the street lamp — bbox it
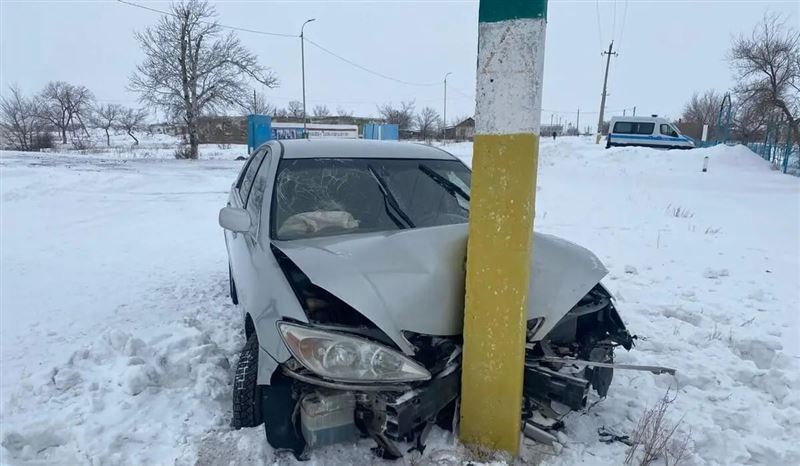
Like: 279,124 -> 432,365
443,72 -> 452,141
300,18 -> 316,138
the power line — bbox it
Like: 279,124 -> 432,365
117,0 -> 296,38
449,85 -> 474,99
617,0 -> 629,51
594,0 -> 604,46
611,0 -> 617,43
117,0 -> 442,88
542,107 -> 634,115
303,37 -> 439,87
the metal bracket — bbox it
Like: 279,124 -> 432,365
530,357 -> 676,375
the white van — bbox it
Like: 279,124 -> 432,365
606,116 -> 695,150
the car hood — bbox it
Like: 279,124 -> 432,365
273,224 -> 607,355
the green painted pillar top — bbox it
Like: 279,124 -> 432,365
478,0 -> 547,23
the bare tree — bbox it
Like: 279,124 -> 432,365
730,13 -> 800,144
90,103 -> 124,146
129,0 -> 278,159
336,106 -> 353,118
38,81 -> 94,144
415,106 -> 441,141
240,90 -> 275,116
118,107 -> 149,145
378,100 -> 415,129
312,104 -> 331,118
0,85 -> 46,151
286,100 -> 304,119
681,90 -> 724,125
273,107 -> 289,118
731,97 -> 768,142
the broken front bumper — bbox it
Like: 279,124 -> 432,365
282,362 -> 460,458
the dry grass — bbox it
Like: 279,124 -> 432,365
666,204 -> 695,218
624,389 -> 692,466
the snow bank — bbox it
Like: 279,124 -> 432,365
1,139 -> 798,465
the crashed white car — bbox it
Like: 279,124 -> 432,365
219,139 -> 636,459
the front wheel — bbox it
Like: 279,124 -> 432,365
232,334 -> 262,429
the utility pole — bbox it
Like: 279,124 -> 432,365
443,72 -> 452,140
595,41 -> 617,144
461,0 -> 547,456
633,106 -> 636,116
576,109 -> 580,136
300,18 -> 316,138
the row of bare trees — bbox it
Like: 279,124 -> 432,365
377,101 -> 448,140
238,94 -> 354,121
0,82 -> 148,151
681,14 -> 799,144
3,0 -> 276,156
243,95 -> 447,140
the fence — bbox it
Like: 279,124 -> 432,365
744,115 -> 799,176
689,94 -> 799,176
746,141 -> 799,176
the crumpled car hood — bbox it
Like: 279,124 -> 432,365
273,224 -> 607,354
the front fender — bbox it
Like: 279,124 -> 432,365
528,233 -> 608,341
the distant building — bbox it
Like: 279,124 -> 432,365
451,117 -> 475,141
196,116 -> 247,144
363,123 -> 399,140
148,122 -> 184,136
271,122 -> 358,140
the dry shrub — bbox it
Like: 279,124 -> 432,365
174,144 -> 193,159
624,388 -> 692,466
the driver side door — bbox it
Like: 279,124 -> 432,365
227,146 -> 271,307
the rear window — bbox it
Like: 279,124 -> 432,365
271,158 -> 471,240
613,122 -> 654,135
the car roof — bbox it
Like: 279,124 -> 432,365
274,139 -> 457,160
610,116 -> 668,122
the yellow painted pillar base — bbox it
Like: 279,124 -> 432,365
460,133 -> 539,454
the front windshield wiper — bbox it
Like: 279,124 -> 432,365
418,164 -> 470,202
367,165 -> 415,229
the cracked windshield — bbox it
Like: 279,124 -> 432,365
273,158 -> 471,239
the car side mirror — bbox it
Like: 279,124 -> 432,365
219,207 -> 252,232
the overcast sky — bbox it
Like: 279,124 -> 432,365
2,0 -> 798,129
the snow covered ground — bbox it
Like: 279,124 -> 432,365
1,138 -> 798,465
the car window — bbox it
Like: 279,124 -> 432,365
613,122 -> 633,134
613,122 -> 654,134
240,147 -> 268,206
236,150 -> 258,190
272,158 -> 471,240
660,124 -> 678,137
246,151 -> 271,233
636,123 -> 655,134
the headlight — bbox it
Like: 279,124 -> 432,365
277,322 -> 431,383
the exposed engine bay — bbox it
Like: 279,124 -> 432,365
264,250 -> 638,459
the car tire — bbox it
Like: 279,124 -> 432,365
229,265 -> 239,305
232,334 -> 262,429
